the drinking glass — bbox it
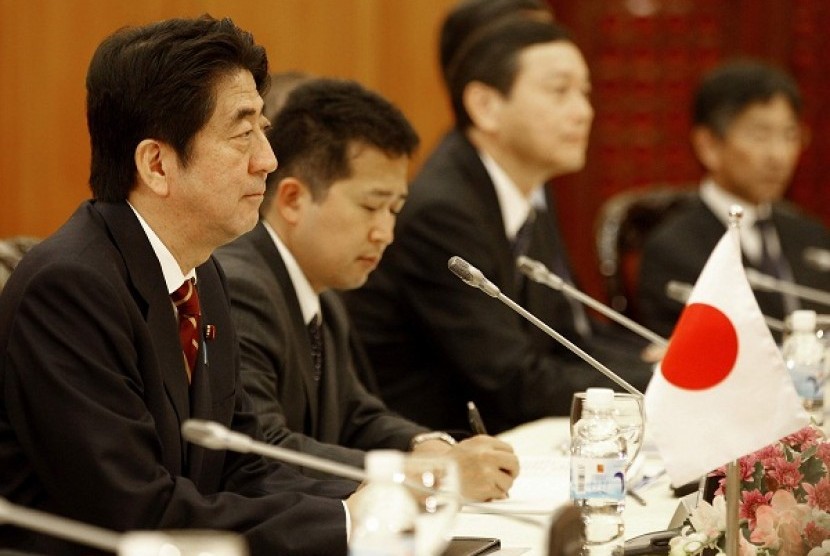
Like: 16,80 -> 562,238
570,392 -> 645,471
404,454 -> 461,556
119,531 -> 247,556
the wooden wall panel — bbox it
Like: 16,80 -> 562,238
0,0 -> 456,237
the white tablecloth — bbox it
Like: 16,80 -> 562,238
450,417 -> 680,556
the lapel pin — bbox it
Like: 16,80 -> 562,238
204,324 -> 216,341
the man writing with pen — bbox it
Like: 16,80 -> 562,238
214,78 -> 518,502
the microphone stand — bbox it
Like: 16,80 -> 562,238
0,497 -> 121,552
666,280 -> 786,333
517,256 -> 668,347
745,268 -> 830,308
182,420 -> 367,482
181,420 -> 546,527
447,256 -> 643,398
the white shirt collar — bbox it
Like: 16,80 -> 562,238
479,152 -> 536,239
700,179 -> 774,262
699,179 -> 772,228
262,221 -> 321,325
128,202 -> 194,294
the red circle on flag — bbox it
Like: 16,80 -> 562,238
662,303 -> 739,390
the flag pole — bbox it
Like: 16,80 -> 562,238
725,461 -> 740,555
725,204 -> 745,556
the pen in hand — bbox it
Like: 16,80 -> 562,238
467,401 -> 488,435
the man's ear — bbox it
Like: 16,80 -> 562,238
463,81 -> 504,133
134,139 -> 170,197
690,126 -> 722,173
274,177 -> 313,225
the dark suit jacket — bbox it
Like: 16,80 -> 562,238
214,223 -> 428,475
638,196 -> 830,339
342,131 -> 653,434
0,202 -> 354,556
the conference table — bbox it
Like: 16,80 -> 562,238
449,417 -> 682,556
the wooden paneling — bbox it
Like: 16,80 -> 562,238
0,0 -> 456,237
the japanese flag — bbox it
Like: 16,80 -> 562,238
645,229 -> 809,487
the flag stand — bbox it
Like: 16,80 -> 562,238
724,205 -> 743,556
725,460 -> 740,555
720,204 -> 809,554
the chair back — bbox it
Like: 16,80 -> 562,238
595,185 -> 696,320
0,236 -> 40,291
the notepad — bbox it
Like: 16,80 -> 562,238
465,455 -> 571,515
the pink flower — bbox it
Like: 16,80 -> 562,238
804,522 -> 830,551
817,443 -> 830,470
755,444 -> 785,469
782,426 -> 824,451
804,478 -> 830,512
740,489 -> 772,528
767,456 -> 804,492
750,490 -> 808,555
749,490 -> 810,556
671,428 -> 830,555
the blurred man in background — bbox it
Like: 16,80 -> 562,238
343,0 -> 654,435
638,60 -> 830,338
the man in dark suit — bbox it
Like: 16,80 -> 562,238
342,0 -> 654,435
0,16 -> 360,555
638,60 -> 830,339
215,78 -> 519,502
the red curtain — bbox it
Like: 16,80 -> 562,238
549,0 -> 830,300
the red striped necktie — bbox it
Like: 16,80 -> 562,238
171,278 -> 201,383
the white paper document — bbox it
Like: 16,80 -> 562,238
465,454 -> 571,515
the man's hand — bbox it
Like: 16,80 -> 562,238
442,436 -> 519,501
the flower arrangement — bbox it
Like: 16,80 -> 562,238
669,425 -> 830,556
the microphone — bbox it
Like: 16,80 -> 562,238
744,268 -> 830,308
516,255 -> 668,347
665,279 -> 785,333
0,496 -> 121,552
182,420 -> 545,526
665,281 -> 693,307
447,256 -> 643,397
804,247 -> 830,272
182,420 -> 367,482
447,256 -> 500,297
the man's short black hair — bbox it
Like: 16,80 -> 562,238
692,59 -> 802,137
263,78 -> 419,210
87,15 -> 269,201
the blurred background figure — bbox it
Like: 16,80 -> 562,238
343,0 -> 654,436
638,59 -> 830,339
262,70 -> 312,122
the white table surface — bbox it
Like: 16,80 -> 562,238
449,417 -> 680,556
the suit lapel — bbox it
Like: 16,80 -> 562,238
316,313 -> 337,440
249,223 -> 321,428
94,202 -> 192,449
447,132 -> 516,292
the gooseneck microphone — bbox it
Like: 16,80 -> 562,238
447,256 -> 643,397
0,497 -> 121,552
516,255 -> 667,347
804,247 -> 830,272
182,420 -> 367,482
182,420 -> 545,526
448,256 -> 501,297
744,268 -> 830,308
665,279 -> 785,332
